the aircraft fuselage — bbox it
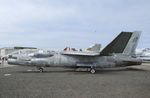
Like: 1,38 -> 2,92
8,52 -> 142,69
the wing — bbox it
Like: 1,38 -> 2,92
61,51 -> 100,56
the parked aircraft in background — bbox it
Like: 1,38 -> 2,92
7,49 -> 54,62
8,31 -> 142,74
136,48 -> 150,62
85,43 -> 101,52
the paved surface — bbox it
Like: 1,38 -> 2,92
0,62 -> 16,68
0,63 -> 150,98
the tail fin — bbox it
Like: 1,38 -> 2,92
100,31 -> 141,56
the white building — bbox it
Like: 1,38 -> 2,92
0,47 -> 37,59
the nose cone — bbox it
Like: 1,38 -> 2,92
7,58 -> 32,66
7,58 -> 17,65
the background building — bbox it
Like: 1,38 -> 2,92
0,47 -> 37,60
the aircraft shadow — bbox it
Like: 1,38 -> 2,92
95,67 -> 146,74
12,67 -> 146,74
15,70 -> 74,74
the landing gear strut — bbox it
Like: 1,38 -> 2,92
90,64 -> 96,74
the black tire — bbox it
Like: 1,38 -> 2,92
39,68 -> 44,73
90,69 -> 96,74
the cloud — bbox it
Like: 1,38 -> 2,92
0,0 -> 77,33
0,0 -> 150,49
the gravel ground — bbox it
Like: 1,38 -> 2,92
0,63 -> 150,98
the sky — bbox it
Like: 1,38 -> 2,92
0,0 -> 150,50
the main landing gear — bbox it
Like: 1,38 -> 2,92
37,67 -> 44,72
90,65 -> 96,74
90,68 -> 96,74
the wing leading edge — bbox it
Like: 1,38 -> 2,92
61,51 -> 100,56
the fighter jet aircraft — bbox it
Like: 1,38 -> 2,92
8,31 -> 142,73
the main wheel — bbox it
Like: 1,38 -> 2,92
39,67 -> 44,73
90,69 -> 96,74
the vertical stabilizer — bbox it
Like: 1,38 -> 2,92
100,31 -> 141,56
123,31 -> 141,55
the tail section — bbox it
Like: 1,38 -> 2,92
100,31 -> 141,56
123,31 -> 141,55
